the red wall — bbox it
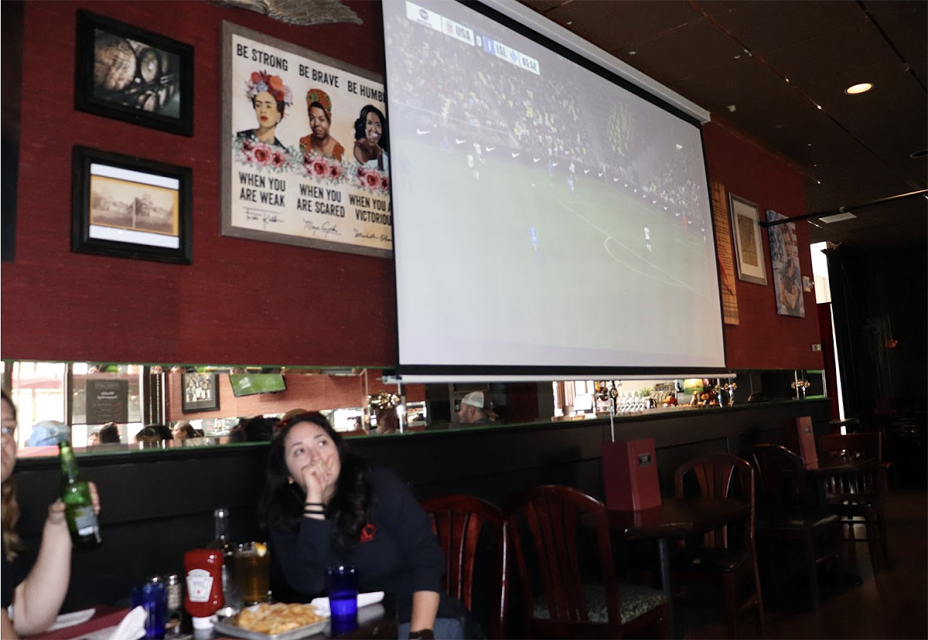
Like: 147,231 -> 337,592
165,370 -> 424,421
2,1 -> 393,367
702,122 -> 823,370
1,2 -> 821,372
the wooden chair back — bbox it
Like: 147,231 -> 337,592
674,452 -> 755,549
819,432 -> 882,461
421,495 -> 508,639
749,444 -> 815,527
506,485 -> 621,638
818,433 -> 886,498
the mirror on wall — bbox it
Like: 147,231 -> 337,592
3,360 -> 820,458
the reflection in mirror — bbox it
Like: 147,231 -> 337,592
1,360 -> 809,459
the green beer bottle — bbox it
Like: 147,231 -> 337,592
58,440 -> 102,548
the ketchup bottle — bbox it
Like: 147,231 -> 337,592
184,549 -> 225,631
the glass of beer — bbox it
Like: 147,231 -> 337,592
235,542 -> 270,605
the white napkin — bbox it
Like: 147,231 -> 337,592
49,608 -> 96,631
107,606 -> 147,640
310,591 -> 385,616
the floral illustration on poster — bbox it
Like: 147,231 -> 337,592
766,209 -> 805,318
221,23 -> 392,257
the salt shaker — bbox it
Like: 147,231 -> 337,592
165,574 -> 183,633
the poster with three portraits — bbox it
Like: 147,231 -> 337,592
221,23 -> 392,257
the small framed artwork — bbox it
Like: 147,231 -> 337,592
728,193 -> 767,285
72,146 -> 192,264
75,10 -> 194,136
766,209 -> 805,318
182,373 -> 220,413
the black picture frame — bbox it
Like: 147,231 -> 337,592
182,373 -> 220,413
72,146 -> 193,264
75,10 -> 194,136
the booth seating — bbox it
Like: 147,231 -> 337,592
749,444 -> 844,611
671,453 -> 765,638
506,485 -> 669,639
421,495 -> 509,639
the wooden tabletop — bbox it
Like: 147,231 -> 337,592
607,497 -> 750,540
41,601 -> 396,640
803,455 -> 877,476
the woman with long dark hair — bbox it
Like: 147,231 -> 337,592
352,105 -> 389,174
263,412 -> 464,640
1,390 -> 101,638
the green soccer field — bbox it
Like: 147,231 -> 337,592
393,134 -> 722,356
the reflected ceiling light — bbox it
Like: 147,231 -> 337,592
819,211 -> 857,224
845,82 -> 873,95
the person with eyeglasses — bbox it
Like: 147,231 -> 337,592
1,390 -> 101,638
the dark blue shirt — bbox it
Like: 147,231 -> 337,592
269,467 -> 451,622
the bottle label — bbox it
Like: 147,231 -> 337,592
72,505 -> 98,536
187,568 -> 214,603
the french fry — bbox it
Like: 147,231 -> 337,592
236,602 -> 326,635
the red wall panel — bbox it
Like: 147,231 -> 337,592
2,1 -> 394,367
703,122 -> 824,370
165,370 -> 423,421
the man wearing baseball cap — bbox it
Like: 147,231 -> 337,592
457,391 -> 494,425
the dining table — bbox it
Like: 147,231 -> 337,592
608,496 -> 751,638
36,597 -> 398,640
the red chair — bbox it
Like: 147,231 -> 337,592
672,453 -> 765,638
506,485 -> 668,639
421,495 -> 509,639
819,433 -> 890,574
750,444 -> 844,611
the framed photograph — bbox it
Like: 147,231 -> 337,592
766,209 -> 805,317
220,22 -> 391,258
182,373 -> 220,413
728,193 -> 767,285
72,146 -> 192,264
75,10 -> 194,136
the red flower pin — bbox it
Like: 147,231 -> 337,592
360,523 -> 376,543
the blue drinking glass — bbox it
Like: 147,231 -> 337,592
325,565 -> 359,623
130,579 -> 167,640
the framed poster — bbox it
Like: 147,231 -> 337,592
220,22 -> 392,258
85,379 -> 129,424
72,146 -> 192,264
766,209 -> 805,317
75,10 -> 194,136
710,181 -> 739,324
182,373 -> 220,413
728,193 -> 767,285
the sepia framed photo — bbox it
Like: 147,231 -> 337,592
728,192 -> 767,285
181,373 -> 220,413
75,10 -> 194,136
72,146 -> 192,264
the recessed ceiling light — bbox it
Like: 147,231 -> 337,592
911,148 -> 928,158
845,82 -> 873,95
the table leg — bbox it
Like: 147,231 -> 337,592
657,537 -> 678,638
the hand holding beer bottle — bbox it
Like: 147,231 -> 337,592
58,440 -> 102,548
